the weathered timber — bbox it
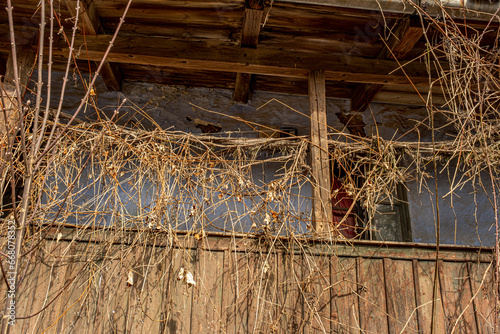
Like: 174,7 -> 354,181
233,6 -> 263,103
350,17 -> 424,113
28,34 -> 439,86
384,258 -> 419,333
40,225 -> 495,263
309,70 -> 333,233
63,0 -> 122,90
358,257 -> 389,332
0,229 -> 496,333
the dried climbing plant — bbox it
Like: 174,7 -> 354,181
0,1 -> 499,333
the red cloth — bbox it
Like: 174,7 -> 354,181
331,176 -> 356,238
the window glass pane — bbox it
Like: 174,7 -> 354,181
371,204 -> 403,241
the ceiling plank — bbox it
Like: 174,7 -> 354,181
233,4 -> 264,103
41,34 -> 437,86
350,18 -> 424,113
63,0 -> 122,91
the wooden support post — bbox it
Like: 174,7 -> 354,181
309,70 -> 333,234
63,0 -> 122,91
233,3 -> 264,103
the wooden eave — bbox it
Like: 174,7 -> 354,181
0,0 -> 498,106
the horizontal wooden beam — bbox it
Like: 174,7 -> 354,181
39,225 -> 494,262
33,34 -> 438,86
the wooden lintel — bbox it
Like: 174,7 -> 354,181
233,6 -> 264,103
350,17 -> 424,113
63,0 -> 122,91
309,70 -> 333,234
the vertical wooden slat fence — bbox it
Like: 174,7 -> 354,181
0,227 -> 496,333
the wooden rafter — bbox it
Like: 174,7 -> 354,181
41,33 -> 437,86
63,0 -> 122,91
350,18 -> 424,113
233,1 -> 264,103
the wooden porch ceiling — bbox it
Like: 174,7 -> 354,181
0,0 -> 496,107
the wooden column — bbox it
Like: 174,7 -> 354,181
309,70 -> 332,234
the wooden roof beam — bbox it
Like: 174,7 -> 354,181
233,1 -> 264,103
63,0 -> 122,91
40,34 -> 438,86
350,18 -> 424,113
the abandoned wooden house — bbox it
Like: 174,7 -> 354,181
0,0 -> 499,333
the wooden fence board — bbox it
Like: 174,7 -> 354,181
277,251 -> 303,333
234,252 -> 251,334
0,232 -> 496,334
331,256 -> 359,333
469,262 -> 496,334
24,240 -> 68,333
358,257 -> 389,333
165,248 -> 196,334
221,250 -> 237,333
414,261 -> 446,334
55,241 -> 91,333
384,258 -> 419,333
140,245 -> 173,334
246,252 -> 279,334
439,261 -> 477,334
303,254 -> 331,333
190,249 -> 224,333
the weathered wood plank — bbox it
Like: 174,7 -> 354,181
240,7 -> 263,48
190,248 -> 224,333
358,257 -> 389,333
302,254 -> 331,333
350,17 -> 423,113
277,251 -> 303,333
140,245 -> 173,334
166,248 -> 196,334
233,6 -> 263,103
41,34 -> 437,86
384,258 -> 419,333
19,240 -> 67,333
309,70 -> 333,233
62,0 -> 121,91
414,261 -> 446,334
255,252 -> 279,334
439,261 -> 478,334
42,226 -> 495,262
53,241 -> 91,333
331,256 -> 360,333
469,262 -> 496,334
221,250 -> 238,333
233,72 -> 253,103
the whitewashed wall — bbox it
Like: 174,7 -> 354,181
33,73 -> 495,246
